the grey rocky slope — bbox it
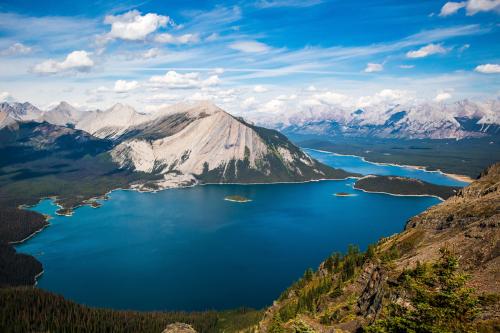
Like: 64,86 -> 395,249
0,101 -> 354,190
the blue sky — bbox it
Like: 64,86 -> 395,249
0,0 -> 498,113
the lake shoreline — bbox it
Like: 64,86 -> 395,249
305,148 -> 474,184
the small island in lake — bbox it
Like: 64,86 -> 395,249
224,195 -> 252,203
334,192 -> 355,197
354,175 -> 459,200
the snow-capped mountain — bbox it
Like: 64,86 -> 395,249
109,101 -> 347,189
0,102 -> 43,127
0,100 -> 351,190
255,99 -> 500,139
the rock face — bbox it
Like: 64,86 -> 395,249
162,323 -> 197,333
108,102 -> 351,189
259,163 -> 500,332
0,100 -> 353,190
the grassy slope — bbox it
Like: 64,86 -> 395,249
258,163 -> 500,332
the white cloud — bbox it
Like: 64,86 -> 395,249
458,44 -> 470,52
306,85 -> 317,91
260,99 -> 286,113
142,48 -> 161,59
114,80 -> 139,93
434,92 -> 452,102
253,85 -> 268,93
154,33 -> 200,44
474,63 -> 500,73
356,89 -> 413,108
206,33 -> 219,42
406,44 -> 448,58
229,40 -> 270,53
312,91 -> 350,107
438,0 -> 500,17
149,71 -> 220,89
439,2 -> 467,16
364,63 -> 383,73
104,10 -> 170,41
146,93 -> 178,101
255,0 -> 323,8
0,91 -> 14,102
399,64 -> 415,69
276,94 -> 297,101
242,97 -> 257,109
1,42 -> 32,56
33,50 -> 94,74
466,0 -> 500,15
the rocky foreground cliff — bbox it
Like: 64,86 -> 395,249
258,163 -> 500,332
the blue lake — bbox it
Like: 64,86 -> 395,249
16,151 -> 462,311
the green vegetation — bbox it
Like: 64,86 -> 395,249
0,287 -> 263,333
0,122 -> 161,211
354,175 -> 459,199
366,249 -> 480,333
273,245 -> 369,329
0,207 -> 47,287
224,195 -> 252,202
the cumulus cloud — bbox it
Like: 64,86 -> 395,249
154,33 -> 200,44
149,71 -> 220,89
104,10 -> 170,41
313,91 -> 349,106
439,0 -> 500,16
466,0 -> 500,15
474,63 -> 500,73
229,40 -> 270,53
439,2 -> 467,16
364,63 -> 383,73
253,85 -> 268,93
114,80 -> 139,93
260,99 -> 286,113
1,42 -> 32,56
32,50 -> 94,74
406,44 -> 448,58
242,97 -> 257,109
0,91 -> 14,102
434,92 -> 452,102
357,89 -> 413,108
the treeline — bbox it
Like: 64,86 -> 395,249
354,175 -> 459,200
0,207 -> 47,287
0,287 -> 262,333
0,207 -> 47,243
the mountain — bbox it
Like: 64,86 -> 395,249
0,102 -> 43,128
258,163 -> 500,332
0,101 -> 353,208
108,101 -> 351,190
257,99 -> 500,140
40,101 -> 86,126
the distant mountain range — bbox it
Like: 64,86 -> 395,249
0,101 -> 351,196
249,99 -> 500,140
